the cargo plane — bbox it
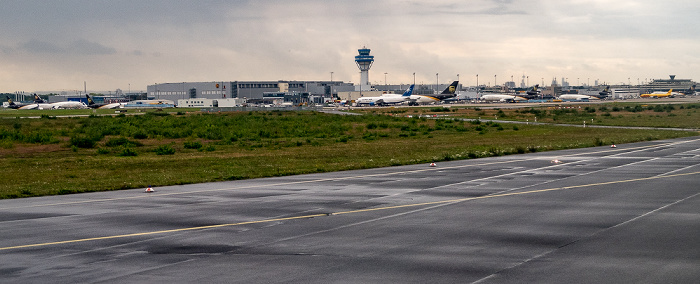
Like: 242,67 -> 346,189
86,94 -> 125,109
355,84 -> 414,106
479,85 -> 541,102
640,89 -> 678,98
559,86 -> 612,101
407,81 -> 458,105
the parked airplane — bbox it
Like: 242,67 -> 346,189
524,84 -> 541,98
355,84 -> 415,106
17,94 -> 87,109
4,97 -> 29,109
13,94 -> 54,109
86,94 -> 125,109
682,85 -> 696,96
558,94 -> 601,101
407,81 -> 459,105
480,93 -> 528,102
49,100 -> 87,109
559,86 -> 612,101
640,89 -> 677,98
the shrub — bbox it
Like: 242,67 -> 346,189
106,137 -> 143,147
184,141 -> 203,149
155,144 -> 176,155
118,147 -> 137,156
69,135 -> 98,148
132,131 -> 148,139
200,145 -> 216,152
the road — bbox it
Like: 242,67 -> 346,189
1,137 -> 699,283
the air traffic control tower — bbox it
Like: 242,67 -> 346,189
355,47 -> 374,91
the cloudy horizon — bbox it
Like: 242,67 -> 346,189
2,0 -> 699,93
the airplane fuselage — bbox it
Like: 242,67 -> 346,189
480,94 -> 528,102
558,94 -> 600,101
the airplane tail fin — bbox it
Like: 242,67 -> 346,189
86,94 -> 95,105
526,84 -> 540,96
33,94 -> 46,103
441,81 -> 459,94
402,84 -> 415,96
5,96 -> 14,105
686,85 -> 696,95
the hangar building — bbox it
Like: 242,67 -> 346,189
147,81 -> 355,103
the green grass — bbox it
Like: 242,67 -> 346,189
431,102 -> 700,129
0,108 -> 697,199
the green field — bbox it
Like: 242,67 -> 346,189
365,102 -> 700,129
1,104 -> 698,199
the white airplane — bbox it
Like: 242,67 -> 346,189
49,100 -> 88,109
559,86 -> 612,101
479,85 -> 542,102
558,94 -> 602,101
18,94 -> 86,109
15,94 -> 54,109
86,94 -> 125,109
407,81 -> 459,105
480,93 -> 528,102
356,84 -> 414,106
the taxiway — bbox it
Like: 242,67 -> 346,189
1,137 -> 699,283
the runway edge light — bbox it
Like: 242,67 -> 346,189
145,186 -> 155,193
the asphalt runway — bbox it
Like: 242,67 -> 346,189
1,137 -> 699,283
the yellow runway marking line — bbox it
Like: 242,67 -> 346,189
1,139 -> 692,211
2,170 -> 698,252
0,214 -> 328,251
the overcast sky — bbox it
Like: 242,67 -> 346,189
2,0 -> 699,93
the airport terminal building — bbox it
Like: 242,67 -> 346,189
640,75 -> 696,93
147,81 -> 356,104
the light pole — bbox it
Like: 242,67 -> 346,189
330,72 -> 334,100
413,72 -> 416,86
436,73 -> 439,94
476,74 -> 479,89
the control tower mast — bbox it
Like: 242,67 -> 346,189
355,47 -> 374,91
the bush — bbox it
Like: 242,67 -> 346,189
184,141 -> 203,149
118,147 -> 137,156
69,135 -> 98,148
155,144 -> 176,155
200,145 -> 216,152
132,131 -> 148,139
106,137 -> 143,147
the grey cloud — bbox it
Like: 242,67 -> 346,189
20,40 -> 65,54
18,39 -> 115,55
0,45 -> 15,54
68,39 -> 116,55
